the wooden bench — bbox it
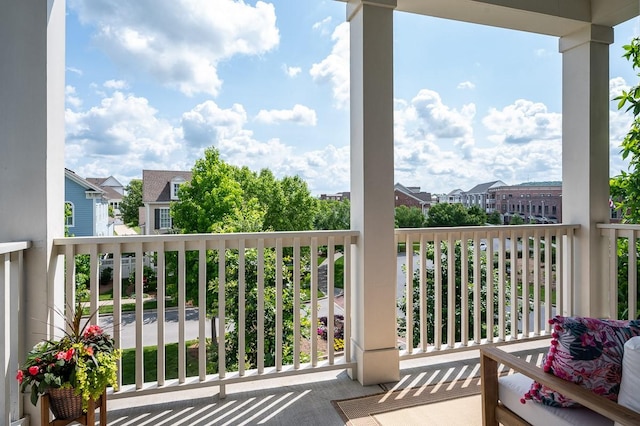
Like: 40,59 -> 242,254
480,347 -> 640,426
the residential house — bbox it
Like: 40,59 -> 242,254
141,170 -> 192,235
394,183 -> 431,214
442,188 -> 463,204
64,169 -> 112,237
86,176 -> 125,214
461,180 -> 507,212
319,191 -> 351,201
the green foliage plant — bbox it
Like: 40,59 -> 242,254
16,302 -> 121,410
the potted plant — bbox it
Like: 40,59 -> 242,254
16,302 -> 121,419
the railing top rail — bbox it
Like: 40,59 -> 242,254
395,223 -> 579,236
597,223 -> 640,231
53,229 -> 359,247
0,240 -> 31,255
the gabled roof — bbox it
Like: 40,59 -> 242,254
394,182 -> 431,204
65,169 -> 105,195
142,170 -> 192,203
465,180 -> 507,194
86,176 -> 124,200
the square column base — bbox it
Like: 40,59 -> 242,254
348,340 -> 399,385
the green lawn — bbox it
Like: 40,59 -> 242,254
120,340 -> 216,384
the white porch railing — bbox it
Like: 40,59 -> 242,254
1,241 -> 31,426
52,231 -> 357,398
395,224 -> 579,359
598,223 -> 640,320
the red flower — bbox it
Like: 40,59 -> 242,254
56,348 -> 75,361
16,370 -> 24,384
83,325 -> 103,338
28,366 -> 39,376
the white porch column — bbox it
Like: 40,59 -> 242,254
347,0 -> 399,385
0,0 -> 66,423
560,24 -> 613,318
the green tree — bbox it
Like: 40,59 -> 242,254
313,199 -> 350,230
487,211 -> 502,225
612,37 -> 640,223
510,215 -> 525,225
394,205 -> 427,228
171,148 -> 247,233
426,203 -> 484,227
120,179 -> 143,226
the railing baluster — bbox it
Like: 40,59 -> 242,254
532,230 -> 541,336
238,239 -> 246,377
544,229 -> 552,332
156,245 -> 165,386
135,244 -> 144,389
218,240 -> 226,380
405,233 -> 413,353
419,234 -> 427,351
112,245 -> 123,389
555,229 -> 563,323
473,232 -> 481,344
293,237 -> 301,369
343,235 -> 352,363
460,232 -> 469,346
275,238 -> 283,371
629,231 -> 638,321
327,237 -> 335,364
198,240 -> 207,381
89,245 -> 99,325
485,231 -> 494,343
434,235 -> 442,350
521,229 -> 529,337
177,241 -> 186,383
310,238 -> 318,367
447,233 -> 455,348
497,231 -> 506,342
257,239 -> 265,373
510,229 -> 518,340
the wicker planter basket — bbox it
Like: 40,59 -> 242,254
47,388 -> 83,420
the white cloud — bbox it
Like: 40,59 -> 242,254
104,79 -> 129,90
310,22 -> 349,109
68,0 -> 280,97
610,76 -> 630,103
482,99 -> 561,144
65,85 -> 83,109
67,67 -> 83,76
65,91 -> 185,178
283,65 -> 302,78
457,81 -> 475,90
312,16 -> 333,35
255,104 -> 317,126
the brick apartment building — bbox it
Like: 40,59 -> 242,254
488,182 -> 562,224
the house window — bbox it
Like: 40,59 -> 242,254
170,176 -> 186,200
65,202 -> 74,227
156,207 -> 172,229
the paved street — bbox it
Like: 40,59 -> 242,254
98,307 -> 213,349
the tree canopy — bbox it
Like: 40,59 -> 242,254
171,147 -> 318,233
612,37 -> 640,223
395,205 -> 427,228
120,179 -> 143,226
425,203 -> 487,227
314,199 -> 350,230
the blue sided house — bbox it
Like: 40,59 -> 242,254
65,169 -> 113,237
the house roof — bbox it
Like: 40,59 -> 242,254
142,170 -> 192,203
65,169 -> 105,195
465,180 -> 507,194
394,182 -> 432,204
86,176 -> 124,200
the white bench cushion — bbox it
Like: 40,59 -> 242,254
498,373 -> 613,426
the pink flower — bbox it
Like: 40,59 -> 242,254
85,346 -> 94,356
83,325 -> 103,338
16,370 -> 24,384
56,348 -> 75,361
28,366 -> 39,376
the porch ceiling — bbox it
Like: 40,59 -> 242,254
345,0 -> 639,37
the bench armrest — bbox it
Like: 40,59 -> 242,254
480,346 -> 640,426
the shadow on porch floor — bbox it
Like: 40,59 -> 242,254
106,340 -> 549,426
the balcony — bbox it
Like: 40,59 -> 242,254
3,1 -> 639,425
3,223 -> 639,424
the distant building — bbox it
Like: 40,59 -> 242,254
488,181 -> 562,224
65,169 -> 113,237
86,176 -> 125,214
394,183 -> 431,214
443,189 -> 463,204
319,192 -> 350,201
461,181 -> 507,212
141,170 -> 192,235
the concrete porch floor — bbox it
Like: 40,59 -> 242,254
105,340 -> 549,426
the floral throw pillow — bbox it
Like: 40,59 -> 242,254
522,316 -> 640,408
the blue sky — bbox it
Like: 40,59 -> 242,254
65,1 -> 639,195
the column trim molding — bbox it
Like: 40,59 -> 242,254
348,0 -> 397,22
559,24 -> 614,53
